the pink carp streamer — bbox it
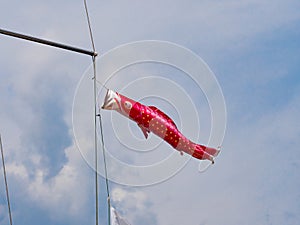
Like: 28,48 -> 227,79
102,89 -> 220,164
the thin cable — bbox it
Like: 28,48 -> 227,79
84,0 -> 109,92
98,114 -> 110,196
98,113 -> 111,225
0,135 -> 13,225
84,0 -> 96,53
95,79 -> 109,91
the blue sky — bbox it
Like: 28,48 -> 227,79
1,1 -> 300,225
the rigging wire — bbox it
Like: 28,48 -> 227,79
84,0 -> 96,54
97,113 -> 111,223
0,135 -> 13,225
83,1 -> 111,225
95,79 -> 109,91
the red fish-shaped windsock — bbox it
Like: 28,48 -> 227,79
102,89 -> 220,163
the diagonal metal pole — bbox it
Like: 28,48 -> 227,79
0,135 -> 13,225
0,28 -> 97,57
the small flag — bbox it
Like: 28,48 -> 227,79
110,206 -> 130,225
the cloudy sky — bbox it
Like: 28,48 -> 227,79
1,0 -> 300,225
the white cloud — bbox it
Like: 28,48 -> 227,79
87,0 -> 300,53
5,141 -> 93,224
112,187 -> 147,210
111,187 -> 156,224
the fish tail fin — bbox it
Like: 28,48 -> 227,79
199,144 -> 220,157
193,145 -> 215,164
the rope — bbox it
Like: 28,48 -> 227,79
95,79 -> 109,91
0,135 -> 13,225
97,113 -> 111,224
84,0 -> 97,54
98,114 -> 110,196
